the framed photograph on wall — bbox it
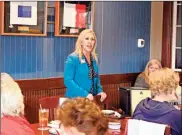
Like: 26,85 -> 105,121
0,1 -> 48,36
55,1 -> 95,37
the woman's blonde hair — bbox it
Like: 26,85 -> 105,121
74,29 -> 98,63
141,59 -> 162,83
56,98 -> 108,135
149,68 -> 179,96
1,73 -> 24,117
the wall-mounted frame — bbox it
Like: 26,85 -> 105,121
0,1 -> 48,36
55,1 -> 95,37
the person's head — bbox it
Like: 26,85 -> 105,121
56,97 -> 108,135
142,59 -> 162,82
74,29 -> 98,63
1,73 -> 24,117
145,59 -> 162,75
149,68 -> 180,101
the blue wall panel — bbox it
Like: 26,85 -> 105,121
0,1 -> 151,79
95,2 -> 151,74
0,36 -> 76,79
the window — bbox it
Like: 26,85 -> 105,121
172,1 -> 182,71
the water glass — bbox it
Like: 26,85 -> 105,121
38,109 -> 49,130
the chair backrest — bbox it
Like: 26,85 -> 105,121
124,119 -> 171,135
176,85 -> 181,105
93,95 -> 110,110
39,96 -> 62,121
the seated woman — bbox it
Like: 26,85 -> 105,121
56,97 -> 108,135
133,68 -> 181,135
134,59 -> 162,88
1,73 -> 35,135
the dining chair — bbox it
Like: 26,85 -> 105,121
39,96 -> 63,121
124,119 -> 171,135
93,95 -> 110,110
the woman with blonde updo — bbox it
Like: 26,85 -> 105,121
133,68 -> 181,135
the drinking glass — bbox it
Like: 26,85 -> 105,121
38,109 -> 49,130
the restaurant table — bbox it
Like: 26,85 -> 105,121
30,118 -> 128,135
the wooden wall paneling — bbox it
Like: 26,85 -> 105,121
100,73 -> 139,85
18,71 -> 182,123
103,83 -> 131,109
0,1 -> 4,34
16,73 -> 139,123
179,72 -> 182,84
162,2 -> 173,67
54,2 -> 60,36
91,2 -> 95,31
22,88 -> 66,123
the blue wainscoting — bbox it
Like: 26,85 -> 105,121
0,1 -> 151,79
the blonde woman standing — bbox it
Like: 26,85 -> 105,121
64,29 -> 107,101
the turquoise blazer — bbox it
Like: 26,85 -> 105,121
64,52 -> 103,98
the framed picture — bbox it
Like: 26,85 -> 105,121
55,1 -> 94,37
0,1 -> 48,36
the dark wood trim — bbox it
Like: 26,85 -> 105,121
91,2 -> 95,31
16,72 -> 181,91
100,73 -> 139,86
0,1 -> 4,34
161,2 -> 173,68
54,2 -> 59,36
16,73 -> 140,91
179,72 -> 182,84
16,77 -> 65,91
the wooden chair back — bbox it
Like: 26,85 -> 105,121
93,95 -> 110,110
39,96 -> 62,121
124,119 -> 171,135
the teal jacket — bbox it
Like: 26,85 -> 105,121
64,52 -> 103,98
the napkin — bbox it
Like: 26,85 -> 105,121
48,120 -> 61,129
127,119 -> 166,135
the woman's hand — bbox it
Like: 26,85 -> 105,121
98,92 -> 107,102
87,94 -> 94,101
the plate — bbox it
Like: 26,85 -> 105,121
49,128 -> 57,134
102,110 -> 115,115
48,120 -> 61,128
108,124 -> 121,130
50,120 -> 61,125
49,128 -> 62,135
109,122 -> 121,125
